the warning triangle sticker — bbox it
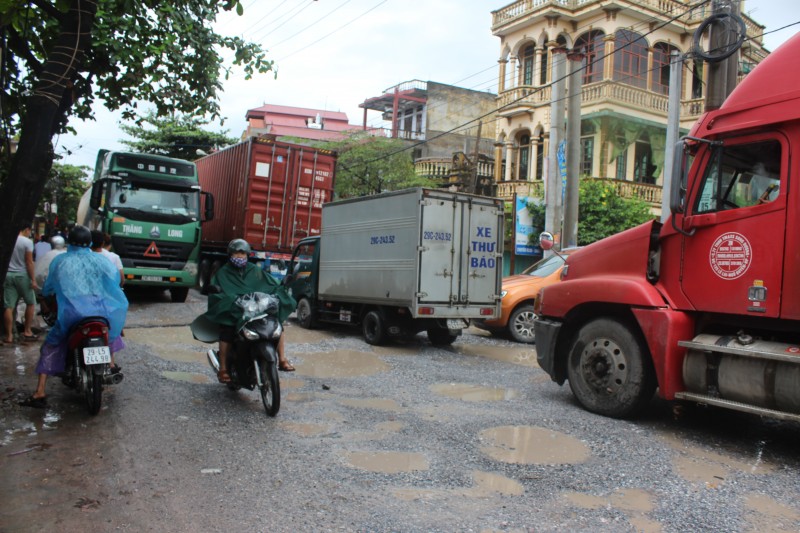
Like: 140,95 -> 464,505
143,241 -> 161,258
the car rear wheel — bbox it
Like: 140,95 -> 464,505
507,304 -> 536,343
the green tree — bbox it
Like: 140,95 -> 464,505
577,179 -> 655,245
119,111 -> 238,161
318,132 -> 435,198
39,163 -> 91,233
0,0 -> 271,287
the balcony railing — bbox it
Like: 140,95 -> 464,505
494,177 -> 662,207
492,0 -> 763,45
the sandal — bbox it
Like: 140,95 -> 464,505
20,395 -> 47,408
217,369 -> 231,383
279,361 -> 296,372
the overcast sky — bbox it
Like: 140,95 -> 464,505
55,0 -> 800,170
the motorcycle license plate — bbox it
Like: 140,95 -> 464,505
83,346 -> 111,365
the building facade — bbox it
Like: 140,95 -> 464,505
490,0 -> 768,215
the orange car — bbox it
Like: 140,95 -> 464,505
474,248 -> 579,343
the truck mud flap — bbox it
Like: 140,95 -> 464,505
534,318 -> 563,384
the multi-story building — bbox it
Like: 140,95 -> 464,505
360,80 -> 498,188
490,0 -> 768,216
244,104 -> 375,142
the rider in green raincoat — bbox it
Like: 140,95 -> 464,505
201,239 -> 297,382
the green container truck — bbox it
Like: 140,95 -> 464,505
77,150 -> 214,302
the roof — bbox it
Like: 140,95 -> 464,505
245,104 -> 349,122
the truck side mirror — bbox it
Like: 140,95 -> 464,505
538,231 -> 555,251
89,181 -> 104,211
669,140 -> 688,214
203,192 -> 215,222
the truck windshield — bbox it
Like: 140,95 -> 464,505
107,182 -> 200,223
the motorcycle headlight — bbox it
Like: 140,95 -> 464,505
272,323 -> 283,340
242,327 -> 260,341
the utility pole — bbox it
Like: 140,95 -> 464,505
563,49 -> 584,249
545,46 -> 567,253
705,0 -> 741,110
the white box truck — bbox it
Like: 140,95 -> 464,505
287,188 -> 504,345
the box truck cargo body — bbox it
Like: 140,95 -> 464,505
195,137 -> 336,290
288,188 -> 504,345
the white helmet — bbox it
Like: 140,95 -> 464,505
50,235 -> 66,249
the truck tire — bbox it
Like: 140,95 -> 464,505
507,304 -> 536,344
198,259 -> 211,294
427,327 -> 458,346
170,287 -> 189,303
566,318 -> 656,419
362,310 -> 386,346
296,298 -> 316,329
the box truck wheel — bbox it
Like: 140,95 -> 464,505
296,298 -> 317,329
362,310 -> 386,346
427,327 -> 458,346
566,318 -> 656,419
170,287 -> 189,303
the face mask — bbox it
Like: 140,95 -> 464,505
230,256 -> 248,268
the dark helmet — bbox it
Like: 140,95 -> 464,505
68,224 -> 92,248
227,238 -> 251,255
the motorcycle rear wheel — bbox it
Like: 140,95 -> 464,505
84,368 -> 103,415
260,360 -> 280,417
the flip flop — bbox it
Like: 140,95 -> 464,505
217,370 -> 231,383
279,362 -> 296,372
19,395 -> 47,408
22,334 -> 39,342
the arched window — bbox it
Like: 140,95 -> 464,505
518,133 -> 531,181
614,29 -> 649,89
521,44 -> 535,85
653,42 -> 681,95
539,43 -> 549,85
574,30 -> 605,84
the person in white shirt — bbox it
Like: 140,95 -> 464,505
91,230 -> 124,286
3,223 -> 38,343
34,235 -> 67,288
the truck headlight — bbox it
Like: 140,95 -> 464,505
500,290 -> 508,298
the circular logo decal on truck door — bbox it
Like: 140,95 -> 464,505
709,232 -> 752,280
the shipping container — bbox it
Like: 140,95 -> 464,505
195,136 -> 336,290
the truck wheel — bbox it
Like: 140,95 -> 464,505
362,310 -> 386,346
198,259 -> 211,294
566,318 -> 656,419
170,287 -> 189,303
507,304 -> 536,344
427,327 -> 458,346
296,298 -> 316,329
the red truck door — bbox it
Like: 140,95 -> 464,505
679,133 -> 787,318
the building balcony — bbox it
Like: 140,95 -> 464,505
495,177 -> 662,208
492,0 -> 764,46
499,79 -> 704,124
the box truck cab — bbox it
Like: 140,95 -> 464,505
533,32 -> 800,422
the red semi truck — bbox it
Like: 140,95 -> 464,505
533,33 -> 800,421
194,136 -> 336,290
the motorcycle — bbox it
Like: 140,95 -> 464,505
191,291 -> 282,417
60,316 -> 123,415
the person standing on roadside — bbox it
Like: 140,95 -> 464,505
33,234 -> 51,261
91,230 -> 124,286
3,223 -> 39,344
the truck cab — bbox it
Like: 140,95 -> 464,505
533,32 -> 800,422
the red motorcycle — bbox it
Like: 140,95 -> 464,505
60,316 -> 123,415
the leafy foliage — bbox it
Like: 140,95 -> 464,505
119,111 -> 238,161
577,179 -> 655,245
316,132 -> 435,198
39,163 -> 91,230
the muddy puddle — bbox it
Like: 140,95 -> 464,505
344,450 -> 429,473
430,382 -> 517,402
480,425 -> 590,464
161,371 -> 212,384
658,433 -> 774,486
393,470 -> 524,501
292,350 -> 389,378
564,488 -> 661,533
744,493 -> 800,532
124,326 -> 207,364
339,397 -> 404,412
453,344 -> 538,367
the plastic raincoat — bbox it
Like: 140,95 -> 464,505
198,261 -> 296,340
36,246 -> 128,374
